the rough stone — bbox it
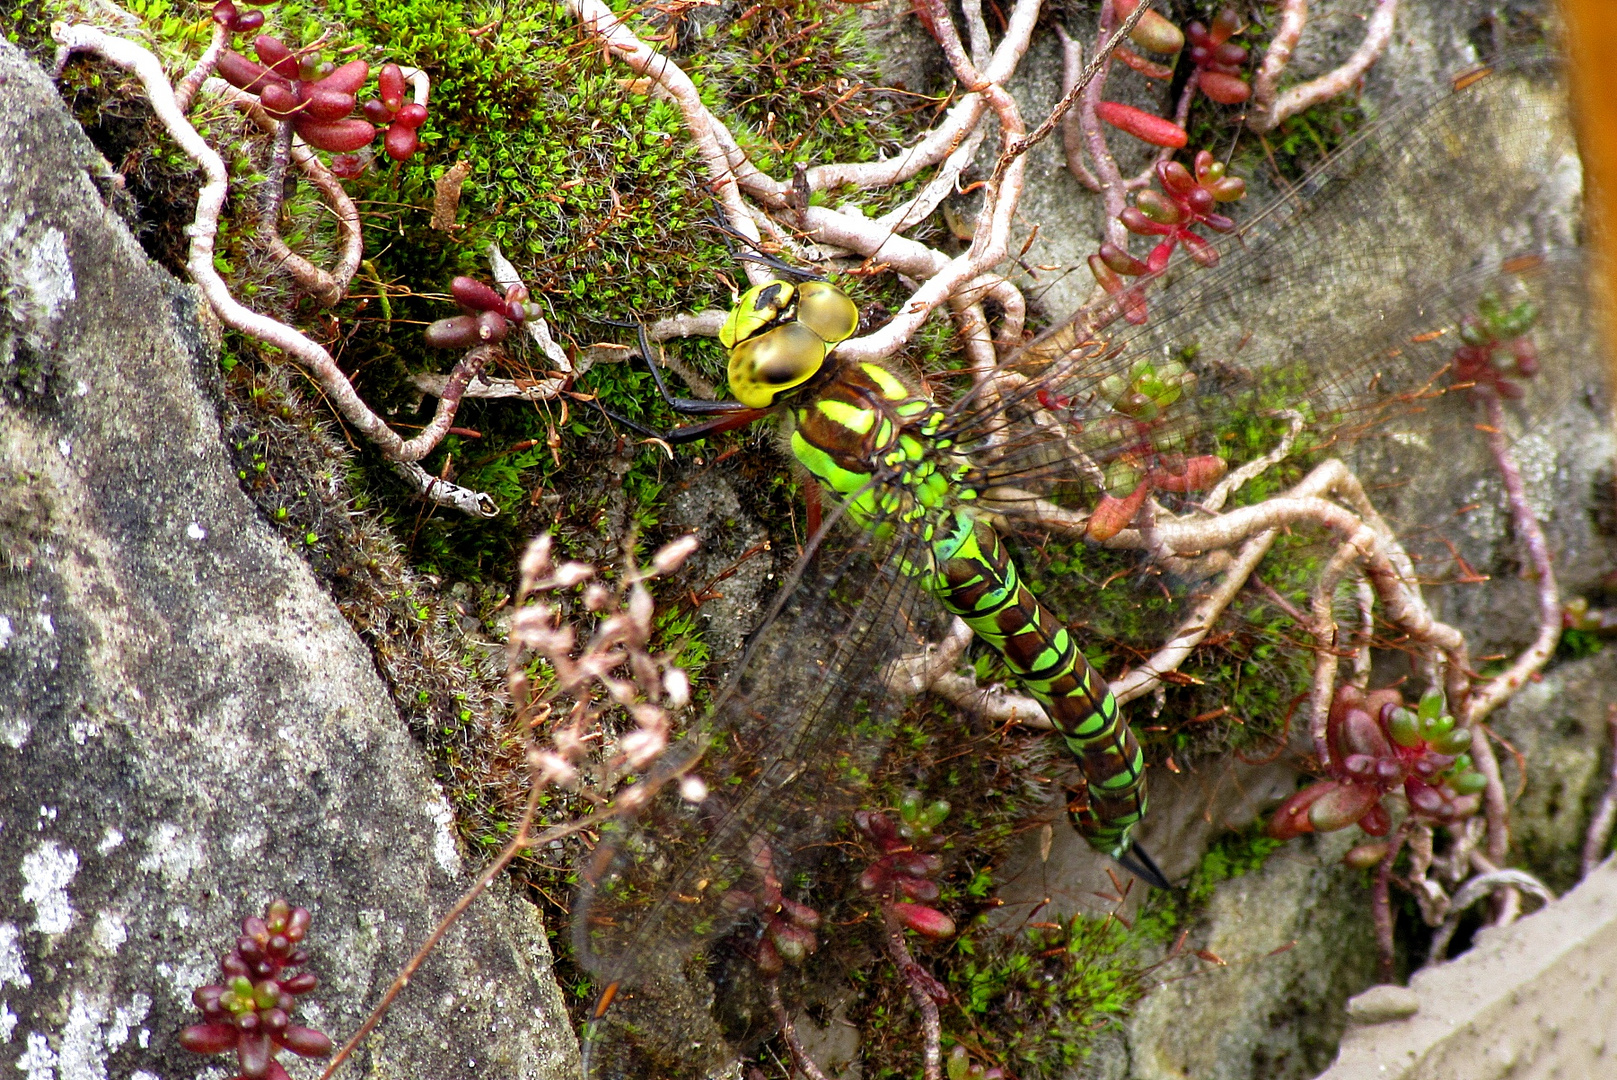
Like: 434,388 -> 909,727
0,38 -> 577,1080
1343,985 -> 1420,1025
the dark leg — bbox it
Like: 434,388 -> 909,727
1117,841 -> 1172,890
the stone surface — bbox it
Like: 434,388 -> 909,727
0,38 -> 577,1080
1320,858 -> 1617,1079
1123,830 -> 1378,1080
1343,985 -> 1420,1025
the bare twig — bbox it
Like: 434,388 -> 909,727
1582,706 -> 1617,877
1250,0 -> 1399,133
765,980 -> 832,1080
49,24 -> 492,514
881,908 -> 944,1080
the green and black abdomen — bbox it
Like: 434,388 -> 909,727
788,358 -> 1148,857
930,517 -> 1146,856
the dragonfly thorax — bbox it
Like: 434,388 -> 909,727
789,359 -> 970,540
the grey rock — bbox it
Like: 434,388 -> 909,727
1124,831 -> 1377,1080
1344,985 -> 1421,1025
0,38 -> 577,1080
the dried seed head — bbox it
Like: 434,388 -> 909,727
583,583 -> 613,612
652,534 -> 699,575
629,702 -> 667,732
551,562 -> 594,589
628,582 -> 653,634
662,667 -> 690,709
518,535 -> 553,596
679,774 -> 708,803
532,750 -> 578,787
620,728 -> 666,768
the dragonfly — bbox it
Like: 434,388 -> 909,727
571,50 -> 1585,1076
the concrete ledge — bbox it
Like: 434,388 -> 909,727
1319,858 -> 1617,1079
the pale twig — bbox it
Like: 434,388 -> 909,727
1464,390 -> 1562,722
1581,706 -> 1617,877
51,24 -> 494,513
1426,868 -> 1555,961
765,980 -> 831,1080
1249,0 -> 1399,133
882,908 -> 944,1080
173,21 -> 227,114
209,80 -> 365,305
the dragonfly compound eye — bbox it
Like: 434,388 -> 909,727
720,280 -> 795,349
727,321 -> 827,408
792,281 -> 859,344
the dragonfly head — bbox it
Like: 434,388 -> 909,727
723,279 -> 859,408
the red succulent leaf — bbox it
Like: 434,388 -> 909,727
1086,482 -> 1149,541
891,901 -> 955,939
384,122 -> 421,161
314,59 -> 370,96
1308,781 -> 1381,832
179,1022 -> 238,1056
1268,781 -> 1337,839
1095,101 -> 1188,148
293,117 -> 376,153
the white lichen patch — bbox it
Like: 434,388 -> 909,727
0,614 -> 12,649
94,828 -> 122,856
0,712 -> 28,751
426,793 -> 461,877
21,840 -> 80,935
1,1001 -> 17,1043
0,923 -> 31,989
90,911 -> 126,954
135,823 -> 206,886
16,1030 -> 57,1080
0,217 -> 76,339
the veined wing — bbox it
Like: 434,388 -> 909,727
574,519 -> 947,1077
964,50 -> 1578,513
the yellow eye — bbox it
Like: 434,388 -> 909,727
793,281 -> 859,344
720,281 -> 794,349
727,322 -> 827,408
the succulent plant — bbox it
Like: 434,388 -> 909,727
180,899 -> 332,1080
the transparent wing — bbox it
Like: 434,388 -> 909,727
574,520 -> 946,1077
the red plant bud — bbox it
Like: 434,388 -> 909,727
779,897 -> 821,929
891,902 -> 955,939
1359,801 -> 1392,836
1158,160 -> 1195,195
266,933 -> 290,957
1512,337 -> 1539,376
1114,1 -> 1185,54
239,0 -> 280,5
231,10 -> 265,33
222,953 -> 251,978
253,36 -> 299,81
1086,483 -> 1149,540
475,307 -> 507,341
315,59 -> 370,96
1199,71 -> 1251,105
1209,176 -> 1246,202
258,82 -> 300,119
384,122 -> 420,161
1268,782 -> 1335,839
237,1011 -> 260,1033
300,86 -> 355,122
281,972 -> 317,994
1095,101 -> 1187,148
294,117 -> 377,153
394,102 -> 428,129
1214,42 -> 1249,67
193,985 -> 227,1013
1146,239 -> 1174,274
1098,241 -> 1149,277
1405,779 -> 1446,814
1209,7 -> 1242,46
1180,231 -> 1219,268
217,50 -> 287,95
379,63 -> 406,113
1308,781 -> 1380,832
212,1 -> 237,26
1089,252 -> 1125,294
238,1030 -> 272,1079
424,315 -> 481,349
362,98 -> 393,124
1343,842 -> 1389,870
894,852 -> 941,878
280,1024 -> 333,1058
1338,707 -> 1392,760
1119,206 -> 1173,236
895,875 -> 940,902
755,936 -> 783,975
1134,188 -> 1186,225
452,276 -> 505,312
236,936 -> 266,962
179,1022 -> 238,1055
858,864 -> 888,893
506,300 -> 528,323
1183,186 -> 1215,216
769,922 -> 816,963
260,1008 -> 288,1033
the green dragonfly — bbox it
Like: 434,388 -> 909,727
572,50 -> 1584,1075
